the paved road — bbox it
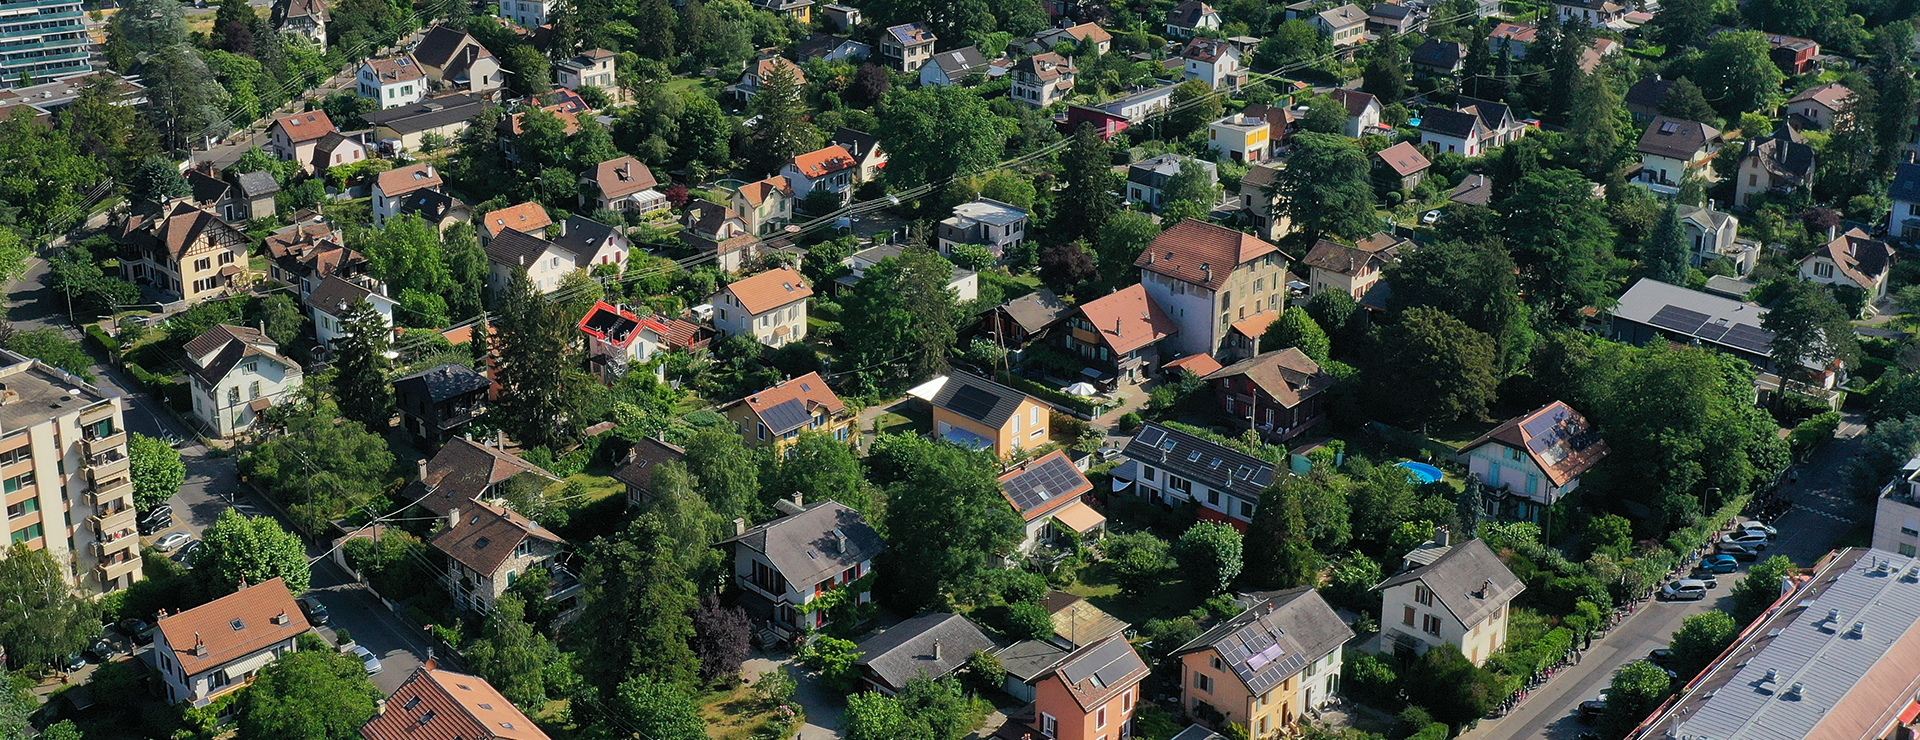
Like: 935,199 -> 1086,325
1462,413 -> 1872,740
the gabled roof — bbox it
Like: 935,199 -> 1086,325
931,371 -> 1033,429
1166,0 -> 1218,28
1137,219 -> 1279,291
235,171 -> 279,197
1449,173 -> 1492,206
396,189 -> 463,223
1174,588 -> 1353,695
831,128 -> 881,160
886,23 -> 936,47
724,371 -> 845,436
410,438 -> 558,516
1410,39 -> 1465,69
1073,283 -> 1178,355
736,175 -> 793,206
484,228 -> 560,269
1302,238 -> 1390,277
1377,538 -> 1524,628
1746,131 -> 1816,183
1120,423 -> 1276,498
1326,88 -> 1378,119
273,110 -> 334,142
1419,107 -> 1483,139
1038,634 -> 1151,714
393,363 -> 491,404
184,324 -> 273,361
1637,115 -> 1721,159
724,499 -> 885,591
1315,3 -> 1367,27
363,55 -> 426,83
185,325 -> 299,387
413,26 -> 490,69
928,46 -> 990,79
854,612 -> 994,690
375,162 -> 442,198
1203,348 -> 1336,409
361,668 -> 552,740
480,201 -> 551,238
186,170 -> 234,206
271,0 -> 326,23
789,145 -> 858,180
432,499 -> 564,576
995,288 -> 1070,335
612,437 -> 686,495
1373,141 -> 1431,177
1240,162 -> 1283,189
997,450 -> 1094,519
156,578 -> 309,678
1892,162 -> 1920,203
304,275 -> 376,317
1460,400 -> 1609,488
1488,21 -> 1537,43
1165,353 -> 1224,377
721,267 -> 812,315
359,94 -> 492,135
578,301 -> 667,350
750,56 -> 808,85
550,216 -> 623,266
1180,38 -> 1234,64
1807,228 -> 1892,289
130,202 -> 249,260
1456,95 -> 1515,129
586,156 -> 658,199
1369,2 -> 1414,19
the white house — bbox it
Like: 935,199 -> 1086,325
836,243 -> 978,301
304,275 -> 396,351
579,301 -> 670,383
1458,401 -> 1609,524
1326,88 -> 1383,138
357,55 -> 427,109
498,0 -> 554,27
1116,422 -> 1278,525
1010,52 -> 1077,108
1208,112 -> 1271,164
1634,116 -> 1722,196
1799,228 -> 1893,313
1677,204 -> 1757,275
779,145 -> 858,207
711,267 -> 812,348
154,578 -> 311,706
937,198 -> 1029,259
1310,4 -> 1368,47
184,325 -> 304,438
1552,0 -> 1623,26
1180,37 -> 1243,90
557,48 -> 617,91
1165,0 -> 1221,39
919,46 -> 990,87
410,25 -> 503,96
1418,97 -> 1524,157
371,162 -> 443,228
721,496 -> 884,637
1375,534 -> 1524,666
1125,153 -> 1218,211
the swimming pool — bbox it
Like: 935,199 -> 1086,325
1397,461 -> 1444,484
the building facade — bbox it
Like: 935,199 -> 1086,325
1135,219 -> 1286,357
0,0 -> 88,86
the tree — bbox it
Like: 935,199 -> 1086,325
841,246 -> 962,388
1038,241 -> 1099,296
1385,240 -> 1532,373
1242,478 -> 1321,589
1369,308 -> 1499,425
240,400 -> 396,532
1565,67 -> 1623,177
1501,168 -> 1617,322
1668,611 -> 1737,681
331,298 -> 394,432
2,327 -> 95,382
239,648 -> 383,740
1161,159 -> 1221,216
1252,20 -> 1332,72
129,432 -> 184,512
1361,40 -> 1406,104
875,435 -> 1024,610
504,45 -> 553,97
571,512 -> 703,692
1651,0 -> 1714,50
1260,307 -> 1328,362
1644,202 -> 1690,285
1407,643 -> 1497,726
444,222 -> 489,319
845,692 -> 914,740
1597,661 -> 1672,738
1847,415 -> 1920,495
130,155 -> 188,203
0,105 -> 104,232
1272,133 -> 1377,240
143,45 -> 231,150
1176,522 -> 1244,596
1731,555 -> 1795,624
1094,210 -> 1160,290
466,595 -> 574,710
611,675 -> 707,740
1696,31 -> 1786,120
493,270 -> 589,450
1055,125 -> 1120,244
197,509 -> 311,596
1167,80 -> 1224,138
256,293 -> 304,348
771,432 -> 875,513
1297,94 -> 1348,135
212,0 -> 257,51
747,62 -> 820,176
879,85 -> 1011,189
0,545 -> 100,668
690,595 -> 751,683
1763,279 -> 1861,377
1658,78 -> 1721,128
1102,531 -> 1173,593
682,427 -> 764,523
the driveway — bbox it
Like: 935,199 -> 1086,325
307,558 -> 433,694
743,653 -> 844,740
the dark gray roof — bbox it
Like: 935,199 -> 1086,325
412,25 -> 477,68
1895,162 -> 1920,202
186,170 -> 233,205
1419,107 -> 1480,139
304,275 -> 374,316
1612,277 -> 1781,358
994,639 -> 1071,681
396,189 -> 462,221
1369,2 -> 1414,18
485,227 -> 556,268
1449,173 -> 1492,206
1748,133 -> 1815,183
1637,115 -> 1721,159
234,171 -> 280,197
998,288 -> 1069,334
928,46 -> 989,79
1377,538 -> 1524,628
932,371 -> 1031,428
360,94 -> 493,134
854,612 -> 996,690
612,438 -> 686,495
1171,725 -> 1231,740
551,216 -> 621,267
831,127 -> 880,159
1174,588 -> 1353,695
393,363 -> 490,403
1410,40 -> 1464,69
1121,423 -> 1275,501
1624,76 -> 1674,110
723,500 -> 884,591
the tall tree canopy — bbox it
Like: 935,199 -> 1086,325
492,269 -> 591,450
197,509 -> 312,595
872,435 -> 1024,610
0,545 -> 100,668
840,246 -> 962,390
1500,168 -> 1617,323
239,645 -> 383,740
879,86 -> 1012,189
1366,307 -> 1500,425
1271,133 -> 1377,241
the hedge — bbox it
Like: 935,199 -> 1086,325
996,372 -> 1100,416
85,325 -> 120,355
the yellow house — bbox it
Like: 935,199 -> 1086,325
929,371 -> 1051,458
1207,112 -> 1271,164
1175,588 -> 1352,737
719,371 -> 857,451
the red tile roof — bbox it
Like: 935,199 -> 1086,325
790,145 -> 857,179
1459,400 -> 1608,487
737,175 -> 793,206
724,267 -> 812,315
359,667 -> 551,740
1374,141 -> 1431,177
1073,284 -> 1178,355
1136,219 -> 1279,291
274,110 -> 335,143
156,578 -> 310,679
587,156 -> 658,199
480,202 -> 551,238
375,163 -> 442,199
363,55 -> 426,83
1164,353 -> 1224,377
729,371 -> 845,433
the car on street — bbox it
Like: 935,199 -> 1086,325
1720,531 -> 1771,548
1661,579 -> 1710,601
1719,542 -> 1762,561
1739,521 -> 1778,537
350,645 -> 382,675
1648,648 -> 1673,666
1421,209 -> 1442,225
1578,699 -> 1606,724
155,532 -> 193,552
1701,554 -> 1741,573
297,596 -> 330,627
174,540 -> 202,568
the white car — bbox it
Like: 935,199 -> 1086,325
351,645 -> 382,675
1720,532 -> 1771,548
1421,209 -> 1442,225
155,532 -> 193,552
1661,579 -> 1710,601
1739,521 -> 1778,537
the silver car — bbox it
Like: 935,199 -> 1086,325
350,645 -> 382,675
1720,531 -> 1771,549
1661,579 -> 1710,601
155,532 -> 193,552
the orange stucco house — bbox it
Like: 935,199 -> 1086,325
1032,634 -> 1152,740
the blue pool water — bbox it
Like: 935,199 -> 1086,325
1398,461 -> 1444,484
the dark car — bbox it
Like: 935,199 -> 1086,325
175,540 -> 203,568
84,634 -> 129,662
62,652 -> 85,672
137,505 -> 173,535
1648,648 -> 1673,666
1578,700 -> 1606,724
296,596 -> 330,627
114,618 -> 149,639
1720,542 -> 1762,562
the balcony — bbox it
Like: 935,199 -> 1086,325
85,474 -> 132,507
88,505 -> 136,535
92,529 -> 137,557
82,429 -> 125,458
77,400 -> 115,425
85,449 -> 128,483
96,552 -> 141,583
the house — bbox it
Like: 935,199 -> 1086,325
185,169 -> 277,223
1623,75 -> 1673,123
1800,228 -> 1893,310
938,198 -> 1029,258
1487,22 -> 1535,58
1610,277 -> 1841,395
920,46 -> 991,87
578,301 -> 668,384
679,203 -> 760,272
1579,37 -> 1620,72
154,578 -> 310,706
1889,162 -> 1920,239
1207,112 -> 1271,164
731,176 -> 795,236
1762,31 -> 1820,75
993,593 -> 1132,702
854,612 -> 995,694
359,93 -> 493,152
406,438 -> 557,518
1175,588 -> 1353,734
711,267 -> 811,348
392,363 -> 491,448
1419,96 -> 1525,156
1165,0 -> 1222,39
1734,127 -> 1816,208
1025,23 -> 1112,55
1125,153 -> 1218,211
1117,422 -> 1277,527
1409,39 -> 1465,77
305,274 -> 395,350
612,437 -> 686,509
184,325 -> 303,438
1055,284 -> 1178,385
780,145 -> 858,207
720,371 -> 857,449
1325,88 -> 1382,138
1310,4 -> 1369,47
268,110 -> 338,175
432,498 -> 577,615
552,215 -> 631,269
751,0 -> 812,23
829,128 -> 887,183
724,496 -> 885,637
579,156 -> 667,214
1449,173 -> 1492,207
484,218 -> 628,294
1029,634 -> 1149,740
316,130 -> 371,175
265,221 -> 366,300
477,201 -> 551,243
1090,83 -> 1178,127
1552,0 -> 1622,26
1368,2 -> 1421,34
1202,348 -> 1336,442
819,3 -> 861,30
117,202 -> 251,306
997,451 -> 1102,554
971,288 -> 1070,354
556,48 -> 616,91
498,0 -> 554,28
880,23 -> 937,72
270,0 -> 327,49
1240,102 -> 1295,149
1373,140 -> 1431,191
412,26 -> 502,96
1787,82 -> 1853,131
1063,105 -> 1131,140
358,55 -> 427,109
1179,38 -> 1242,91
1677,204 -> 1757,275
1459,401 -> 1609,523
1238,163 -> 1289,241
928,371 -> 1051,457
358,667 -> 553,740
732,56 -> 809,102
1011,52 -> 1078,107
1635,116 -> 1722,196
372,162 -> 444,228
1136,219 -> 1286,357
495,104 -> 582,164
795,34 -> 872,63
1376,535 -> 1524,665
834,243 -> 977,301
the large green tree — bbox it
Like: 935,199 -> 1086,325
681,427 -> 765,523
1368,307 -> 1499,425
1271,133 -> 1377,240
1597,661 -> 1672,738
1241,477 -> 1321,589
611,674 -> 707,740
770,431 -> 875,514
466,595 -> 576,710
0,116 -> 105,232
129,432 -> 184,512
1644,202 -> 1690,285
1260,307 -> 1328,363
1763,279 -> 1862,377
1500,168 -> 1617,322
571,512 -> 703,692
332,297 -> 394,432
238,646 -> 382,740
238,398 -> 395,532
841,246 -> 962,389
879,85 -> 1011,189
492,269 -> 590,450
1658,78 -> 1721,128
1667,611 -> 1737,681
1565,67 -> 1624,177
1093,210 -> 1160,291
1385,239 -> 1533,373
746,62 -> 820,177
874,435 -> 1023,610
1167,80 -> 1224,138
197,509 -> 311,595
1695,31 -> 1786,119
1176,522 -> 1244,596
0,545 -> 101,668
1055,125 -> 1120,244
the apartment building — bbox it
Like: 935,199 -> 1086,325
1135,219 -> 1286,357
0,0 -> 90,86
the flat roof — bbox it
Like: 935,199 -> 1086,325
0,349 -> 114,433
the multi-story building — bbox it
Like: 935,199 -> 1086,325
1309,4 -> 1368,47
431,499 -> 576,616
1135,218 -> 1286,357
270,0 -> 327,49
184,325 -> 304,438
1118,422 -> 1277,528
880,23 -> 937,72
0,0 -> 89,86
711,267 -> 812,348
1734,127 -> 1815,208
1873,455 -> 1920,557
1033,634 -> 1150,740
721,495 -> 884,638
556,49 -> 616,91
359,667 -> 553,740
731,175 -> 795,236
1203,348 -> 1337,443
1458,401 -> 1609,523
118,201 -> 252,306
1375,533 -> 1524,665
357,55 -> 426,109
1125,154 -> 1218,212
154,578 -> 310,706
929,372 -> 1052,458
1207,112 -> 1270,165
498,0 -> 554,27
372,162 -> 444,228
1054,283 -> 1178,385
1799,228 -> 1893,313
1010,52 -> 1077,107
410,25 -> 502,96
0,349 -> 142,593
1634,116 -> 1723,196
1175,588 -> 1352,735
1301,237 -> 1396,302
937,198 -> 1029,259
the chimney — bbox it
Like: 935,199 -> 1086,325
193,633 -> 207,656
1433,525 -> 1449,547
932,640 -> 942,661
417,458 -> 430,482
1200,263 -> 1212,283
555,219 -> 567,238
423,658 -> 438,671
1115,317 -> 1123,336
733,517 -> 748,536
447,506 -> 460,532
273,611 -> 291,625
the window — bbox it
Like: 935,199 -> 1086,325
1031,406 -> 1040,428
1012,414 -> 1021,434
1192,672 -> 1213,692
218,251 -> 234,265
10,523 -> 42,544
1414,585 -> 1432,606
6,498 -> 38,518
1910,203 -> 1920,216
0,447 -> 26,467
1096,707 -> 1107,728
1815,262 -> 1834,278
229,388 -> 241,406
2,472 -> 33,494
1209,655 -> 1222,670
1903,543 -> 1918,557
1207,489 -> 1220,505
1122,689 -> 1133,713
1422,614 -> 1442,635
1040,713 -> 1058,737
1402,605 -> 1415,626
757,423 -> 767,441
194,257 -> 211,272
1902,520 -> 1918,536
1238,500 -> 1254,519
1169,476 -> 1191,494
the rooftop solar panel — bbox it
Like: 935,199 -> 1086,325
947,384 -> 1000,422
1136,427 -> 1166,447
758,398 -> 812,435
1720,323 -> 1774,354
1001,455 -> 1088,513
1695,321 -> 1732,343
1647,304 -> 1710,335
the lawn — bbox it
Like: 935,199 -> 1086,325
1425,418 -> 1498,451
697,682 -> 798,740
545,473 -> 624,505
1066,561 -> 1207,628
874,410 -> 921,437
664,75 -> 728,99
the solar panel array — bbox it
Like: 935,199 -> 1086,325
1136,426 -> 1166,448
1057,637 -> 1143,690
1643,303 -> 1775,355
1121,423 -> 1277,493
1721,323 -> 1774,354
1213,615 -> 1304,694
759,398 -> 812,434
1646,304 -> 1710,335
947,384 -> 1002,422
1001,454 -> 1088,513
1521,405 -> 1598,466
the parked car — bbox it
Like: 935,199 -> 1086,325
85,635 -> 129,662
1421,209 -> 1442,225
1578,700 -> 1606,724
350,645 -> 382,675
114,618 -> 150,640
174,540 -> 202,568
1701,554 -> 1741,573
1720,531 -> 1771,549
155,532 -> 192,552
1686,571 -> 1720,588
1739,520 -> 1778,537
1647,648 -> 1673,666
62,653 -> 85,672
1661,579 -> 1710,601
1719,542 -> 1762,561
297,596 -> 330,627
137,506 -> 173,535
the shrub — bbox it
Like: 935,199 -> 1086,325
1101,530 -> 1172,593
798,636 -> 865,693
1343,651 -> 1400,707
1004,601 -> 1054,640
1118,412 -> 1144,432
966,650 -> 1005,693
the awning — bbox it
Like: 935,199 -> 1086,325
248,397 -> 273,412
1051,501 -> 1106,534
219,650 -> 278,679
1900,701 -> 1920,725
1112,476 -> 1131,492
942,425 -> 994,450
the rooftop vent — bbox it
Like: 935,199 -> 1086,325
1761,668 -> 1778,683
1849,621 -> 1865,637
